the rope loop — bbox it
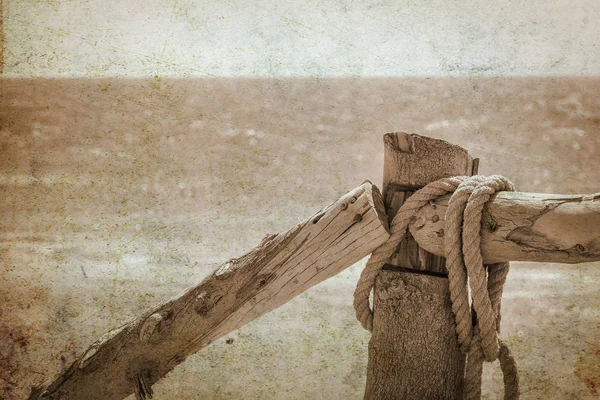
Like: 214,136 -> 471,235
354,175 -> 520,399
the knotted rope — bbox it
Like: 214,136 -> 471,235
353,175 -> 520,400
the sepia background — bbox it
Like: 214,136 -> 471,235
2,1 -> 599,399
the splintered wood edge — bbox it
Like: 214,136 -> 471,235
362,179 -> 391,235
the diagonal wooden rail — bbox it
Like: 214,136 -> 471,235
29,182 -> 390,400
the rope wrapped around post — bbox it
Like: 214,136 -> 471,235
354,175 -> 520,400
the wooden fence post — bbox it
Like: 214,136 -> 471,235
364,133 -> 478,399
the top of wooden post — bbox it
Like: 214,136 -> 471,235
383,133 -> 477,193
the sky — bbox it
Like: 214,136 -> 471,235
4,0 -> 599,77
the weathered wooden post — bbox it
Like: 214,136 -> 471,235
364,133 -> 600,399
364,133 -> 478,399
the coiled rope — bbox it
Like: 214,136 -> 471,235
353,175 -> 520,400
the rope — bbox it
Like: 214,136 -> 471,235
353,175 -> 520,399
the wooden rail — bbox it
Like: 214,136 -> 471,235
410,191 -> 600,264
30,182 -> 390,400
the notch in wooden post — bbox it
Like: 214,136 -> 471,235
382,132 -> 477,274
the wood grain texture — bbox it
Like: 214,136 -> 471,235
382,132 -> 475,191
365,270 -> 465,400
383,132 -> 477,273
409,192 -> 600,264
30,182 -> 390,400
365,132 -> 474,399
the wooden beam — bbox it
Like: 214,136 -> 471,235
409,191 -> 600,264
30,181 -> 390,400
365,132 -> 476,400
